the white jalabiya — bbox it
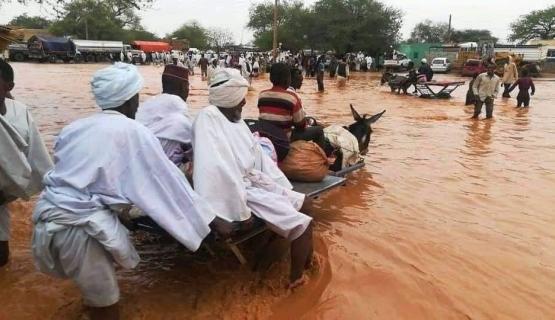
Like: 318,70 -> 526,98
33,110 -> 214,251
136,93 -> 193,165
193,105 -> 310,241
0,99 -> 52,241
32,112 -> 216,305
136,94 -> 192,145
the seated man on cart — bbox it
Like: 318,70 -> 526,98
193,68 -> 314,288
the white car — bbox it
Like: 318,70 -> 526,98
384,53 -> 412,70
431,57 -> 452,73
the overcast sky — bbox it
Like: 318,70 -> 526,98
1,0 -> 553,43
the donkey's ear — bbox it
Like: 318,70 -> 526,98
366,110 -> 386,124
350,104 -> 363,122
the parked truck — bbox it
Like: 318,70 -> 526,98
8,43 -> 29,62
27,35 -> 74,62
72,39 -> 124,63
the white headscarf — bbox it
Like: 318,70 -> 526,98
136,94 -> 192,145
208,68 -> 249,108
91,62 -> 144,110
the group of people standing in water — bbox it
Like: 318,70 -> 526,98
466,56 -> 536,119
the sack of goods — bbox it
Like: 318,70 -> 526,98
324,125 -> 360,169
279,140 -> 328,182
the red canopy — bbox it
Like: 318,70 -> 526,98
132,41 -> 172,53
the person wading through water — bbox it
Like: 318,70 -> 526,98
316,56 -> 325,92
502,56 -> 518,98
508,68 -> 535,108
472,63 -> 501,119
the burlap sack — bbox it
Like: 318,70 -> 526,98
279,141 -> 328,182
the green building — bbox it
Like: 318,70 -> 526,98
397,43 -> 442,66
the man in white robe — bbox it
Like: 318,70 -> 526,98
136,64 -> 192,166
31,63 -> 231,320
0,59 -> 53,266
193,68 -> 313,287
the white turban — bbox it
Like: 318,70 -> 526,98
91,62 -> 144,110
208,68 -> 249,108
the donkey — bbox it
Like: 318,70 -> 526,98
245,104 -> 385,172
306,104 -> 385,172
325,105 -> 385,171
381,71 -> 414,95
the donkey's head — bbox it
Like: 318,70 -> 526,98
380,72 -> 393,85
346,104 -> 385,155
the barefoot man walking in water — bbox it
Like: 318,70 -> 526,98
472,63 -> 501,119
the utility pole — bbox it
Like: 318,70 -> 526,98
447,14 -> 452,43
272,0 -> 278,60
85,18 -> 89,40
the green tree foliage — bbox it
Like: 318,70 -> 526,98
48,0 -> 153,41
313,0 -> 402,55
8,14 -> 52,29
509,5 -> 555,43
168,21 -> 209,49
247,1 -> 313,51
451,29 -> 497,43
247,0 -> 402,55
1,0 -> 152,14
408,19 -> 449,43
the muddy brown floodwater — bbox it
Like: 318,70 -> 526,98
1,63 -> 555,320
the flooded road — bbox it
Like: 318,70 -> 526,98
1,63 -> 555,319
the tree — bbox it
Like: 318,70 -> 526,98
313,0 -> 402,55
9,14 -> 51,29
168,21 -> 209,49
509,6 -> 555,43
247,0 -> 402,55
207,27 -> 234,52
451,29 -> 497,43
409,20 -> 449,43
48,0 -> 151,41
1,0 -> 152,14
247,0 -> 313,51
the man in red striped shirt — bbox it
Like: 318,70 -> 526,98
257,63 -> 327,153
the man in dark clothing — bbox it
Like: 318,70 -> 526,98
508,69 -> 535,108
329,57 -> 338,78
418,58 -> 434,81
406,61 -> 418,94
198,54 -> 209,81
316,56 -> 325,92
